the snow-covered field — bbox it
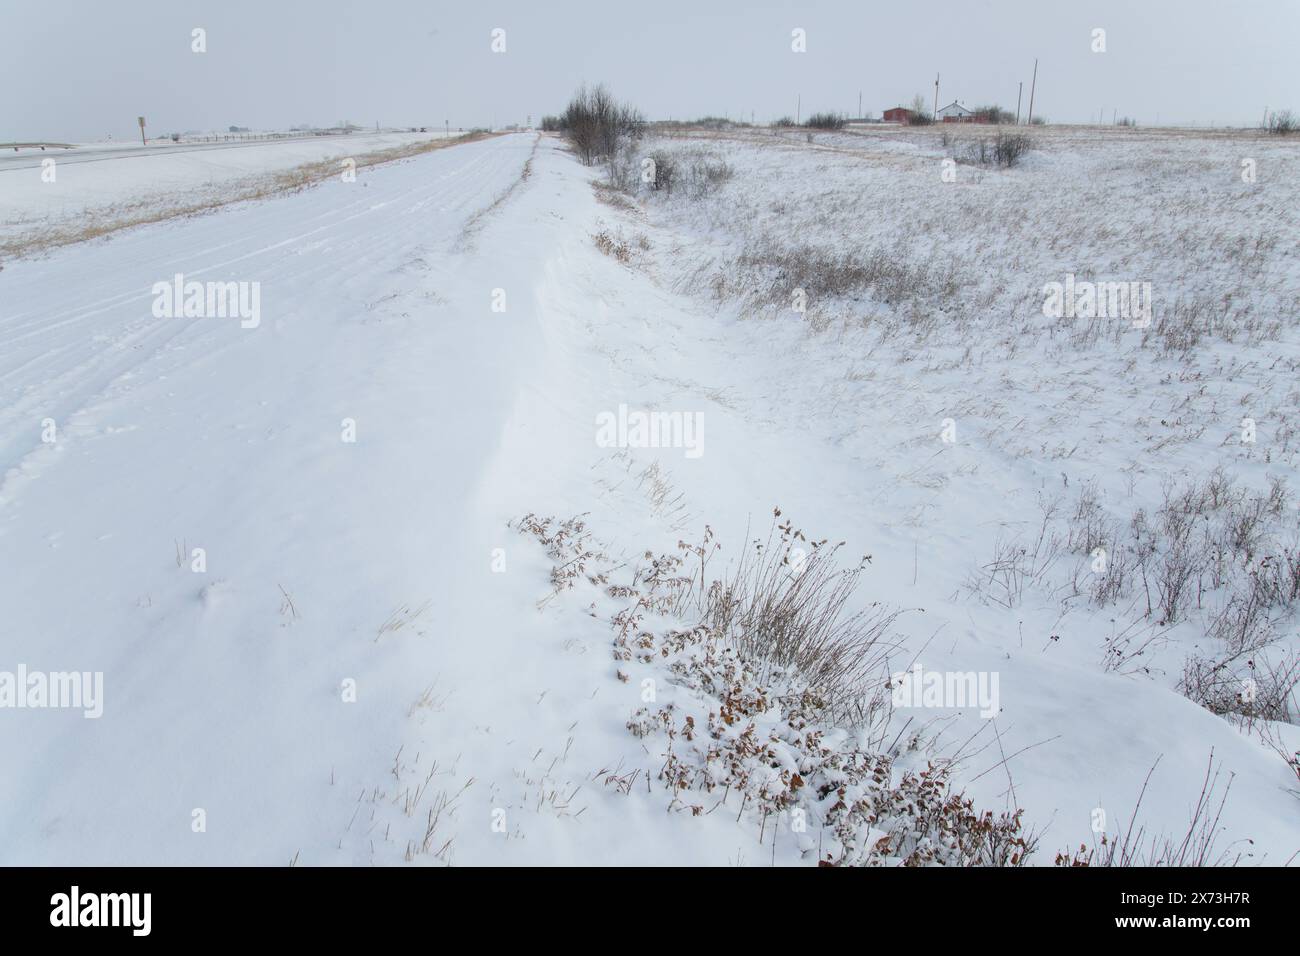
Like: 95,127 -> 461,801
1,125 -> 1297,865
0,130 -> 458,258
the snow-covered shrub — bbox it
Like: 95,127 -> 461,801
604,144 -> 733,203
623,620 -> 1034,866
515,511 -> 1036,866
804,112 -> 845,130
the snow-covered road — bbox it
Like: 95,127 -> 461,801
0,133 -> 570,863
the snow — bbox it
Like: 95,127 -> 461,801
606,123 -> 1300,863
1,126 -> 1297,865
0,131 -> 454,251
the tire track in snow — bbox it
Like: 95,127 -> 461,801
453,134 -> 539,251
0,135 -> 537,508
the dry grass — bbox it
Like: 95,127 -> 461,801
591,228 -> 633,263
1056,752 -> 1244,866
690,510 -> 903,718
720,239 -> 963,317
972,469 -> 1300,721
641,126 -> 1294,363
592,180 -> 638,212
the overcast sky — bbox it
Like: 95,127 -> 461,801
3,0 -> 1296,141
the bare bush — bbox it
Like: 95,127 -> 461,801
1266,109 -> 1297,135
1179,653 -> 1299,723
960,131 -> 1033,168
1154,516 -> 1198,624
804,112 -> 845,130
646,150 -> 677,192
982,471 -> 1299,720
994,131 -> 1033,166
604,148 -> 640,193
561,84 -> 644,166
1101,612 -> 1164,674
972,104 -> 1015,125
1070,472 -> 1298,626
907,94 -> 933,125
1067,481 -> 1111,556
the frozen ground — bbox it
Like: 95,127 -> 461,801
0,125 -> 1297,865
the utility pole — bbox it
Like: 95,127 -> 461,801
858,90 -> 862,119
1016,82 -> 1023,124
1026,58 -> 1038,125
934,73 -> 940,118
797,94 -> 801,125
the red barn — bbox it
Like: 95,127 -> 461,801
882,106 -> 913,124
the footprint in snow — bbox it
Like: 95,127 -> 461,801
198,580 -> 231,610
